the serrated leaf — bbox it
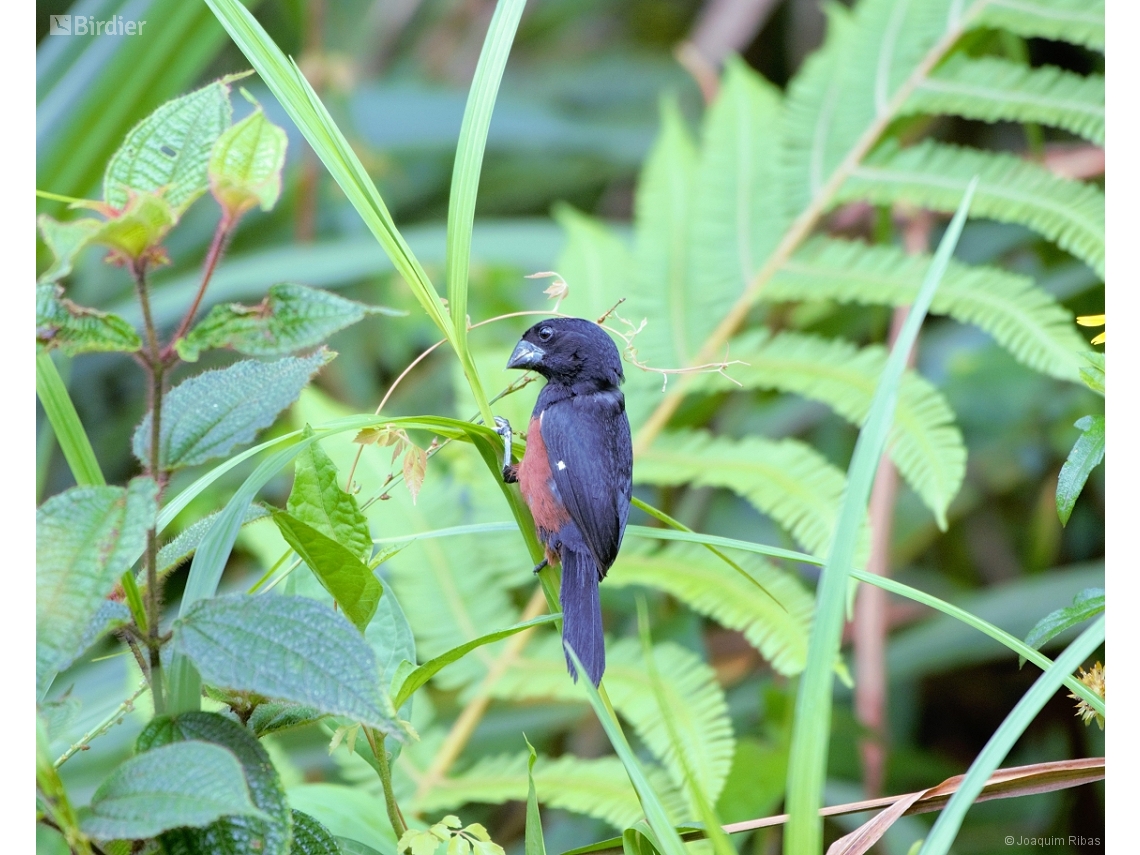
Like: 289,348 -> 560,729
36,215 -> 104,283
450,835 -> 472,855
171,593 -> 401,735
104,79 -> 233,213
37,283 -> 142,356
688,330 -> 967,527
36,477 -> 158,696
133,350 -> 331,470
55,599 -> 132,676
473,840 -> 506,855
493,636 -> 734,805
767,236 -> 1086,381
157,503 -> 270,578
290,783 -> 398,852
209,104 -> 288,218
81,741 -> 264,841
287,427 -> 373,563
138,712 -> 292,855
248,702 -> 325,737
904,55 -> 1104,145
637,430 -> 868,563
290,810 -> 341,855
177,283 -> 397,362
92,192 -> 179,261
608,543 -> 813,675
272,509 -> 382,632
1056,415 -> 1105,526
1021,588 -> 1105,665
464,824 -> 491,843
409,830 -> 443,855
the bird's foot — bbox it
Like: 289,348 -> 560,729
494,416 -> 517,483
532,558 -> 549,575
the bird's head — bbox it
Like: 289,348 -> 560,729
506,317 -> 624,388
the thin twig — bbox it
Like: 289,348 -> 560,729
55,683 -> 148,767
165,213 -> 234,357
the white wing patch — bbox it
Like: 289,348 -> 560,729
556,460 -> 566,470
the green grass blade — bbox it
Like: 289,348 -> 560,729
36,352 -> 104,488
918,615 -> 1105,855
524,736 -> 548,855
445,0 -> 527,427
565,646 -> 689,855
784,177 -> 979,855
203,0 -> 452,343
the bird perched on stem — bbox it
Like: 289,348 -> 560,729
497,317 -> 633,686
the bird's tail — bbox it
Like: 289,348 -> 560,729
560,548 -> 605,686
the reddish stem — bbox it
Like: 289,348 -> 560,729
164,213 -> 234,360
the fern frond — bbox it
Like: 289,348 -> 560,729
688,331 -> 965,527
689,57 -> 788,315
904,55 -> 1104,145
768,236 -> 1085,380
607,543 -> 813,675
413,752 -> 689,829
636,430 -> 868,562
552,203 -> 634,320
628,98 -> 700,368
491,636 -> 735,806
839,140 -> 1104,277
970,0 -> 1104,52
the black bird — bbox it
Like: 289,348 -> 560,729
498,318 -> 633,686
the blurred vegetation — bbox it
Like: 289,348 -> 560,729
37,1 -> 1104,853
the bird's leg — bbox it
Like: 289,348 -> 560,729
533,558 -> 548,575
494,416 -> 518,483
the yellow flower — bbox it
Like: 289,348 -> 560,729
1068,661 -> 1105,729
1076,314 -> 1105,346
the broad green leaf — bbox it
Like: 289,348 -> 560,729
138,712 -> 292,855
81,741 -> 264,841
208,103 -> 288,218
36,826 -> 69,855
414,753 -> 687,831
36,477 -> 158,696
1022,587 -> 1105,665
903,54 -> 1104,145
133,350 -> 331,470
1056,415 -> 1105,525
494,637 -> 734,805
393,614 -> 560,709
287,426 -> 373,563
36,283 -> 142,356
271,509 -> 382,633
171,593 -> 401,734
287,782 -> 399,853
55,599 -> 132,676
524,737 -> 547,855
90,192 -> 178,261
248,702 -> 324,737
104,78 -> 233,213
608,543 -> 812,676
36,215 -> 103,283
176,283 -> 397,362
290,810 -> 341,855
366,584 -> 417,695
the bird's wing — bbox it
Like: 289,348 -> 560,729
539,391 -> 633,573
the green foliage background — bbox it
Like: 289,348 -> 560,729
37,0 -> 1104,853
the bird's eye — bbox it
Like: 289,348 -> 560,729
538,326 -> 554,342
